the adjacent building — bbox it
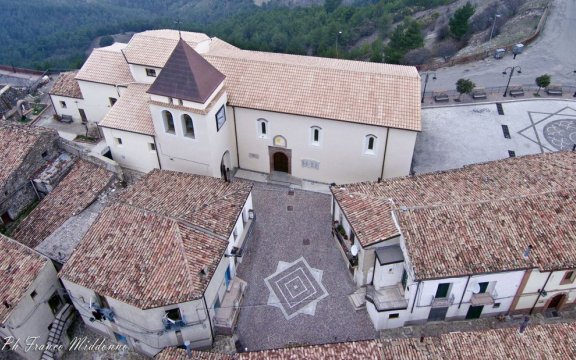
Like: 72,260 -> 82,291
0,234 -> 67,360
331,151 -> 576,329
0,124 -> 59,226
51,30 -> 421,184
60,170 -> 254,357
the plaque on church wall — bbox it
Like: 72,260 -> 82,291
301,159 -> 320,170
273,135 -> 287,148
248,153 -> 260,159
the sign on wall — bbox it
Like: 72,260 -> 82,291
302,159 -> 320,170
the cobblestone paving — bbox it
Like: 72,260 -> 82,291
235,183 -> 377,351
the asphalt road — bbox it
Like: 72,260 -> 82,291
425,0 -> 576,92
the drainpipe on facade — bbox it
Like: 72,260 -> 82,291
232,106 -> 240,169
202,294 -> 214,343
458,276 -> 471,309
411,281 -> 421,313
153,136 -> 161,170
29,180 -> 40,200
529,271 -> 553,315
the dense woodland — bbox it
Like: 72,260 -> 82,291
0,0 -> 455,70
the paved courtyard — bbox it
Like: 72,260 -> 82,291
413,99 -> 576,174
235,184 -> 376,351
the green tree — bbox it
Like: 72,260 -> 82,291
535,74 -> 551,95
449,2 -> 475,40
456,78 -> 475,99
384,19 -> 424,64
99,35 -> 114,47
370,40 -> 383,63
324,0 -> 342,14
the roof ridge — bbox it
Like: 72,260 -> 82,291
171,221 -> 198,299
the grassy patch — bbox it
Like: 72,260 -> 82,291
1,200 -> 40,236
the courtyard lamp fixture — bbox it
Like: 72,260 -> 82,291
420,72 -> 437,103
573,70 -> 576,97
336,31 -> 343,59
502,66 -> 522,97
489,14 -> 501,44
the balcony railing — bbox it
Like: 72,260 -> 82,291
332,223 -> 357,267
214,277 -> 247,335
430,293 -> 455,308
471,289 -> 498,306
365,285 -> 408,312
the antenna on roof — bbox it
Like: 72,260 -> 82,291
174,18 -> 183,39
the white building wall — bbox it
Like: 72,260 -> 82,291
374,261 -> 405,288
101,128 -> 158,173
77,81 -> 122,123
128,65 -> 162,84
0,262 -> 62,360
234,107 -> 390,184
514,269 -> 576,312
382,128 -> 418,179
50,95 -> 85,123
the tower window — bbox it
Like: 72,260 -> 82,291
162,110 -> 175,134
182,114 -> 195,138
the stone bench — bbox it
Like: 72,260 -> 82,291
546,86 -> 563,96
433,92 -> 449,102
508,87 -> 524,97
471,89 -> 487,99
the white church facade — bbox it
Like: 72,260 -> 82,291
51,30 -> 421,184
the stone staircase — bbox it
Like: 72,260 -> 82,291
41,304 -> 73,360
267,171 -> 303,187
349,287 -> 367,311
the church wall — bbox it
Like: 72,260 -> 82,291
382,129 -> 418,179
77,81 -> 121,123
234,107 -> 390,184
101,128 -> 159,173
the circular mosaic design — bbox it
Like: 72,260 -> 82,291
543,119 -> 576,150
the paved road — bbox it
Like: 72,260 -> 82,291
425,0 -> 576,92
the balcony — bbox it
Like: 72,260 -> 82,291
214,277 -> 247,335
471,289 -> 498,306
430,293 -> 455,308
332,223 -> 358,268
365,284 -> 408,312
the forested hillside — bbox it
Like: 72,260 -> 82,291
0,0 -> 453,70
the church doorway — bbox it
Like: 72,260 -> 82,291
220,150 -> 232,181
269,147 -> 292,174
546,293 -> 567,311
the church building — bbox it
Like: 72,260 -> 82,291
51,30 -> 421,184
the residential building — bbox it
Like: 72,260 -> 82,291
0,234 -> 67,360
60,170 -> 254,357
0,124 -> 59,225
331,151 -> 576,329
51,30 -> 421,184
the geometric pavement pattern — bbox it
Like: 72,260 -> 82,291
519,106 -> 576,152
264,257 -> 329,320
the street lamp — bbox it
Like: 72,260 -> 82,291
336,31 -> 342,59
573,70 -> 576,97
420,72 -> 436,103
489,14 -> 501,44
502,66 -> 521,97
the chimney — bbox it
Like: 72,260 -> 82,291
184,340 -> 192,358
523,245 -> 533,260
519,316 -> 530,334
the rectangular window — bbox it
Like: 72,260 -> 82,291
145,68 -> 156,77
389,313 -> 399,319
30,290 -> 37,299
178,99 -> 183,106
59,101 -> 67,109
478,282 -> 489,294
493,303 -> 501,308
313,129 -> 319,142
149,143 -> 156,151
115,137 -> 122,145
216,105 -> 227,131
561,270 -> 576,285
109,97 -> 117,106
435,283 -> 450,298
165,308 -> 182,322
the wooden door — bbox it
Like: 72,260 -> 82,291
273,152 -> 289,173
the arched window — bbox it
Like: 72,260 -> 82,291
182,114 -> 195,138
257,118 -> 268,138
365,135 -> 377,154
310,126 -> 322,146
162,110 -> 175,134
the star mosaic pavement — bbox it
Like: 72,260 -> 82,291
264,257 -> 329,320
518,106 -> 576,152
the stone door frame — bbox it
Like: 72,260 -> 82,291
269,146 -> 292,174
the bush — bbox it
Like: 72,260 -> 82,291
433,39 -> 460,59
456,78 -> 475,99
99,35 -> 114,47
449,2 -> 475,40
402,47 -> 432,65
535,74 -> 551,95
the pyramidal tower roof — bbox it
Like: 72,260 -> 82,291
148,39 -> 225,103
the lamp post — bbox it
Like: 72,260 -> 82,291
336,30 -> 342,59
502,66 -> 521,97
420,72 -> 436,103
489,14 -> 501,44
573,70 -> 576,97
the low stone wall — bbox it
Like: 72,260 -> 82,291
57,138 -> 124,181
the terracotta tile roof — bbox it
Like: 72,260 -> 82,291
156,348 -> 231,360
148,40 -> 225,103
238,340 -> 382,359
12,159 -> 115,249
381,323 -> 576,359
99,83 -> 154,135
205,51 -> 421,131
333,151 -> 576,279
0,234 -> 48,324
49,71 -> 83,99
331,189 -> 398,247
76,47 -> 134,85
60,170 -> 253,309
122,30 -> 210,67
156,340 -> 381,359
0,124 -> 57,186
